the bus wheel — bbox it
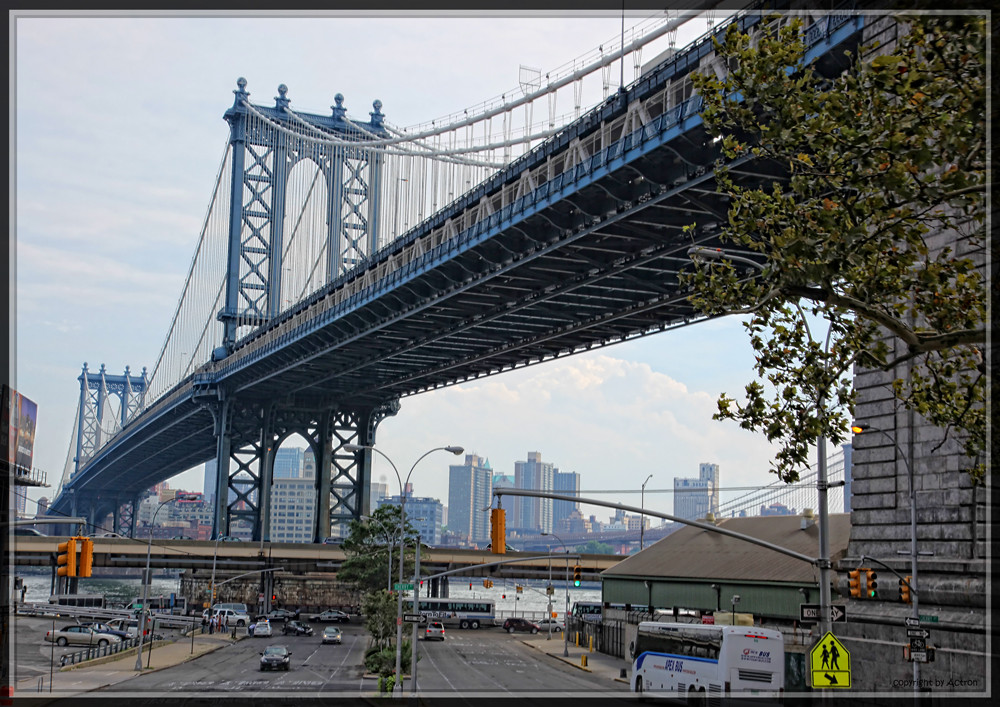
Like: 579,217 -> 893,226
460,620 -> 468,629
470,620 -> 480,629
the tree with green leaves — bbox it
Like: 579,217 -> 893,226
578,539 -> 614,555
686,14 -> 986,483
338,504 -> 420,594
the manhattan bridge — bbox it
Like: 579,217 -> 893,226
46,5 -> 866,542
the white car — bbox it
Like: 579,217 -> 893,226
537,618 -> 565,632
252,619 -> 273,637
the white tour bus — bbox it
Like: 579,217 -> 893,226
631,621 -> 785,702
407,597 -> 496,629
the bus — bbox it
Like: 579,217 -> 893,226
48,594 -> 105,609
130,594 -> 188,615
630,621 -> 785,701
571,601 -> 603,622
406,597 -> 496,629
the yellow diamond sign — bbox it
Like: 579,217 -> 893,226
809,632 -> 851,688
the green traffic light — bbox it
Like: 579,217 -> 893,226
574,579 -> 581,587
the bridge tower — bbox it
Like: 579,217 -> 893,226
205,80 -> 396,542
217,79 -> 388,352
73,363 -> 148,536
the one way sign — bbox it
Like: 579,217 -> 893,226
800,604 -> 847,623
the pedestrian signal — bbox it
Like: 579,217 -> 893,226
848,568 -> 863,598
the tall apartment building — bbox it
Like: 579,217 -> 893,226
553,470 -> 580,529
673,462 -> 720,521
448,454 -> 493,545
512,451 -> 555,534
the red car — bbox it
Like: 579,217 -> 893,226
502,618 -> 539,634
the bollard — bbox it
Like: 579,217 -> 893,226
581,655 -> 588,668
589,635 -> 594,652
575,632 -> 580,647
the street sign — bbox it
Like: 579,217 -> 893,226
799,604 -> 847,623
909,637 -> 927,651
910,650 -> 928,663
907,628 -> 929,639
809,632 -> 851,688
394,582 -> 414,591
904,616 -> 920,627
403,613 -> 423,622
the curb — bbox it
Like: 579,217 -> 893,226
520,640 -> 592,672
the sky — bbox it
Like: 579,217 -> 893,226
11,9 -> 823,525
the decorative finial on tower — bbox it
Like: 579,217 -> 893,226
371,99 -> 384,127
331,93 -> 346,121
99,363 -> 106,373
233,77 -> 250,108
125,365 -> 131,376
275,84 -> 290,109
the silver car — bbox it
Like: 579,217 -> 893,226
45,625 -> 121,647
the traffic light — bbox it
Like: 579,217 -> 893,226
271,594 -> 277,603
77,537 -> 94,578
848,568 -> 863,598
490,508 -> 506,555
899,575 -> 912,604
865,569 -> 878,599
573,565 -> 582,587
482,579 -> 489,588
57,538 -> 78,577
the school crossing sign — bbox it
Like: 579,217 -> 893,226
809,632 -> 851,688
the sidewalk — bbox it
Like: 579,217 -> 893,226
519,632 -> 632,688
16,629 -> 245,697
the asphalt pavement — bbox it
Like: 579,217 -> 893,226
14,624 -> 632,699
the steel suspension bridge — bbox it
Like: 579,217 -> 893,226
46,4 -> 869,543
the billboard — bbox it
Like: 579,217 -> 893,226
5,386 -> 38,471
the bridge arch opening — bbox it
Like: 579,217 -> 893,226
267,432 -> 318,543
280,158 -> 330,309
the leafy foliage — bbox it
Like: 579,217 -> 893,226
686,15 -> 986,483
362,589 -> 399,652
338,504 -> 419,594
577,539 -> 614,555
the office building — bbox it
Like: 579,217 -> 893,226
673,462 -> 720,521
274,447 -> 304,479
448,454 -> 493,545
379,494 -> 444,545
513,451 -> 555,534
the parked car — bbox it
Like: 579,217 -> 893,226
321,626 -> 342,644
502,618 -> 540,634
424,621 -> 445,641
79,622 -> 130,640
322,537 -> 342,545
282,620 -> 314,637
259,644 -> 291,671
266,608 -> 295,622
45,625 -> 121,647
309,609 -> 349,623
537,618 -> 565,632
251,619 -> 272,637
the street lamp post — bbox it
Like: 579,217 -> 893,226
135,493 -> 198,671
345,443 -> 463,696
640,474 -> 653,551
852,423 -> 923,693
541,531 -> 570,657
688,245 -> 835,636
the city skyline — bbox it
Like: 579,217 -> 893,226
14,10 -> 799,527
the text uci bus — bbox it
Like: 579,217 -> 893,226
405,597 -> 495,629
631,621 -> 784,702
